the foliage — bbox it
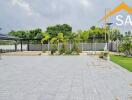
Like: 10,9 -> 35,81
125,31 -> 132,37
71,42 -> 80,55
41,32 -> 50,44
80,30 -> 89,42
49,37 -> 58,55
46,24 -> 72,38
9,28 -> 43,39
118,35 -> 132,56
89,26 -> 105,39
118,43 -> 125,54
59,42 -> 81,55
50,44 -> 58,55
9,30 -> 28,38
122,37 -> 132,56
29,28 -> 43,39
8,25 -> 123,44
8,24 -> 131,56
65,49 -> 73,55
57,33 -> 64,42
50,37 -> 58,44
59,43 -> 67,55
109,29 -> 123,41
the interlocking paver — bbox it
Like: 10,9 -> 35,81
0,56 -> 132,100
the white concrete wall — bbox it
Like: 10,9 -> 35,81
0,44 -> 27,51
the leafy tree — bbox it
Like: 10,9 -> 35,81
9,30 -> 28,38
66,32 -> 76,42
57,33 -> 64,42
9,28 -> 43,39
80,30 -> 89,42
50,37 -> 58,55
41,32 -> 50,44
50,37 -> 58,44
109,28 -> 123,41
29,28 -> 42,39
125,31 -> 132,37
59,42 -> 67,55
89,26 -> 105,38
46,24 -> 72,37
118,35 -> 132,56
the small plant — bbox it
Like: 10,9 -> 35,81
118,43 -> 125,55
59,43 -> 67,55
71,42 -> 81,55
118,37 -> 132,56
50,44 -> 57,55
65,49 -> 72,55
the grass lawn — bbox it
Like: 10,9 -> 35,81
110,55 -> 132,72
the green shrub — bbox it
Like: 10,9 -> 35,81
59,43 -> 67,55
50,44 -> 57,55
118,37 -> 132,56
71,42 -> 81,55
65,49 -> 72,55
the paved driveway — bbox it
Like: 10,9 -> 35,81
0,56 -> 132,100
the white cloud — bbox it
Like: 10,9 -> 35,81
2,0 -> 132,33
12,0 -> 34,16
80,0 -> 92,8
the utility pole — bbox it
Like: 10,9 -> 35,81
0,27 -> 2,60
104,9 -> 113,61
106,23 -> 113,61
104,8 -> 111,41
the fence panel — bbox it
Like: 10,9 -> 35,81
26,43 -> 108,51
29,44 -> 42,51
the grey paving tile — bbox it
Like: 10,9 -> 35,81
0,56 -> 131,100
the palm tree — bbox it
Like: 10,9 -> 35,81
57,33 -> 64,43
109,29 -> 123,41
41,32 -> 50,44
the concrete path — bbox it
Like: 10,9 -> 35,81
0,56 -> 132,100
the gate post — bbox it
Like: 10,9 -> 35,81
82,42 -> 83,52
48,41 -> 49,51
58,40 -> 59,51
70,40 -> 72,50
27,40 -> 30,51
15,40 -> 17,52
20,39 -> 23,52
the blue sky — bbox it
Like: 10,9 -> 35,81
0,0 -> 132,34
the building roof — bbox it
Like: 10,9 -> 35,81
0,33 -> 20,40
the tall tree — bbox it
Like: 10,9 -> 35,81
41,32 -> 50,44
9,28 -> 43,39
80,30 -> 89,42
109,29 -> 123,41
29,28 -> 42,39
57,33 -> 64,42
46,24 -> 72,37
